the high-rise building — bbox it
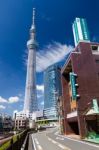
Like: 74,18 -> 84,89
24,8 -> 37,113
0,114 -> 13,132
72,18 -> 90,46
44,65 -> 62,119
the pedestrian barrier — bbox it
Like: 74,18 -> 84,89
0,130 -> 28,150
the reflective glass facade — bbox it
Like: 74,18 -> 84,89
44,65 -> 62,118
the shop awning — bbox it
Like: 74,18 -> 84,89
86,108 -> 99,116
84,99 -> 99,116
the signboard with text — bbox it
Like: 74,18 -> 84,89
70,72 -> 77,100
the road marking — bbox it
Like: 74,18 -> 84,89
58,144 -> 66,149
34,138 -> 43,150
51,140 -> 57,144
48,137 -> 51,141
47,136 -> 71,150
32,135 -> 43,150
57,134 -> 99,148
35,138 -> 39,145
37,145 -> 43,150
31,135 -> 37,150
56,136 -> 64,140
58,143 -> 70,150
55,131 -> 59,135
48,137 -> 57,144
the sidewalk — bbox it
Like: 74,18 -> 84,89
84,132 -> 99,144
57,132 -> 99,144
66,134 -> 80,140
84,137 -> 99,144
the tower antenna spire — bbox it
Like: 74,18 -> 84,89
33,8 -> 35,26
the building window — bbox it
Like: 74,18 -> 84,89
98,72 -> 99,77
77,46 -> 81,52
92,45 -> 98,51
95,60 -> 99,63
91,45 -> 99,53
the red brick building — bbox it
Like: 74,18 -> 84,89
61,41 -> 99,138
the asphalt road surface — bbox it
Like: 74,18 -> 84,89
28,129 -> 99,150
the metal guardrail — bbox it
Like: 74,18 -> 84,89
21,131 -> 32,150
0,130 -> 28,150
21,134 -> 28,150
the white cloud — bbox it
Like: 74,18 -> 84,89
0,96 -> 20,104
0,105 -> 6,109
0,96 -> 8,103
8,97 -> 19,103
36,85 -> 44,92
36,42 -> 73,72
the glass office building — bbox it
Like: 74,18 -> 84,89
44,65 -> 62,119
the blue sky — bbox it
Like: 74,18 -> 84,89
0,0 -> 99,115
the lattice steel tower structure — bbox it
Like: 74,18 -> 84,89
24,8 -> 37,113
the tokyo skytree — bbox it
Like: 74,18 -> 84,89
24,8 -> 37,113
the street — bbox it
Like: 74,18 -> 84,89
28,128 -> 99,150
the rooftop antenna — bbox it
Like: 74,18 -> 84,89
33,8 -> 35,26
